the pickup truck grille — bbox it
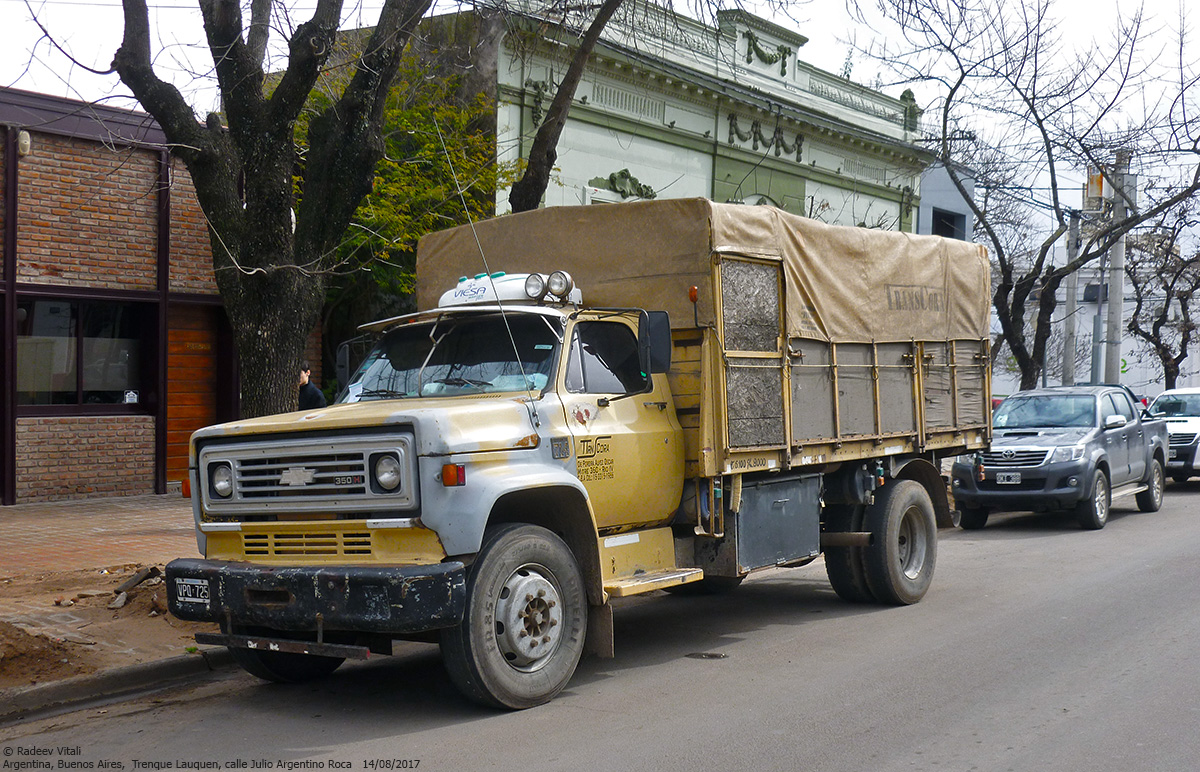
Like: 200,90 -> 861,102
1169,433 -> 1197,447
979,449 -> 1049,467
198,434 -> 418,516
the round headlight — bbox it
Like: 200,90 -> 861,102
375,455 -> 402,491
547,270 -> 574,297
524,273 -> 548,300
211,464 -> 233,498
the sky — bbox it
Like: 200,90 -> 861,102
0,0 -> 1175,115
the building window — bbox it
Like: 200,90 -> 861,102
16,299 -> 155,408
931,208 -> 967,240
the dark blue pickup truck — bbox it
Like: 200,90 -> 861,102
951,385 -> 1169,530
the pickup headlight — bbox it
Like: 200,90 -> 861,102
1050,446 -> 1085,463
371,452 -> 403,492
209,463 -> 233,498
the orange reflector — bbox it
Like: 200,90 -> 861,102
688,285 -> 699,303
181,478 -> 191,498
442,464 -> 466,487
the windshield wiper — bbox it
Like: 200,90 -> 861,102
429,376 -> 492,387
357,388 -> 408,400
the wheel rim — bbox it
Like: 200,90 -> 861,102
494,562 -> 564,672
1152,466 -> 1163,505
1095,475 -> 1109,523
897,505 -> 928,580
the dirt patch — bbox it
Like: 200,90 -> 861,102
0,564 -> 218,691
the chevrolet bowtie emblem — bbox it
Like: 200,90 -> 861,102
280,467 -> 316,486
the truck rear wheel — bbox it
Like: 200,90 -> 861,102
1076,469 -> 1110,530
823,504 -> 875,603
862,481 -> 936,605
441,524 -> 587,709
1135,459 -> 1164,512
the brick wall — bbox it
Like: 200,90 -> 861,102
168,160 -> 218,294
15,416 -> 156,502
16,133 -> 158,290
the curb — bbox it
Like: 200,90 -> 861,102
0,647 -> 235,723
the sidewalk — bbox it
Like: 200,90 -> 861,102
0,493 -> 232,720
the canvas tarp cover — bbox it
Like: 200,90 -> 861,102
417,198 -> 990,344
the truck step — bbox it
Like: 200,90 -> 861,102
1110,482 -> 1148,501
604,568 -> 704,598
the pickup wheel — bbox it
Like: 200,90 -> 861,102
1076,469 -> 1111,529
862,481 -> 937,606
441,524 -> 587,709
823,504 -> 875,603
958,507 -> 989,530
1135,459 -> 1164,513
224,628 -> 345,684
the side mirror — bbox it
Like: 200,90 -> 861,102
1104,414 -> 1127,430
645,311 -> 672,374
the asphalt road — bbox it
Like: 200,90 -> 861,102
5,485 -> 1200,771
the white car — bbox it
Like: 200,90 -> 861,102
1146,387 -> 1200,483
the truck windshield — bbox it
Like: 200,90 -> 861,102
1148,393 -> 1200,417
341,314 -> 562,402
992,395 -> 1096,429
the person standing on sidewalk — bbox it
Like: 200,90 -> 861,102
299,361 -> 327,410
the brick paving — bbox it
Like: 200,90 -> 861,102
0,493 -> 199,578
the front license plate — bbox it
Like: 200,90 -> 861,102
996,472 -> 1022,484
175,577 -> 211,604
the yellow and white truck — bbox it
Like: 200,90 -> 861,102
167,198 -> 992,708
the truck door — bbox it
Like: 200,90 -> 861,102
1113,390 -> 1147,481
562,317 -> 684,531
1100,392 -> 1134,484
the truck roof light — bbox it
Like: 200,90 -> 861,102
525,273 -> 548,300
548,271 -> 574,297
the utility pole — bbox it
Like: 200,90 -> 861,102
1104,150 -> 1132,382
1062,211 -> 1080,385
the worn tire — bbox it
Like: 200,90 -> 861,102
823,503 -> 875,603
958,507 -> 989,530
1076,469 -> 1111,530
862,481 -> 937,606
441,524 -> 587,709
225,629 -> 345,684
1136,459 -> 1164,513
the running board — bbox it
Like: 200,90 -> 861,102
195,632 -> 372,660
1111,483 -> 1148,501
604,568 -> 704,598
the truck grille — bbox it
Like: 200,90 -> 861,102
979,449 -> 1049,467
198,434 -> 417,516
1169,433 -> 1197,447
243,530 -> 373,557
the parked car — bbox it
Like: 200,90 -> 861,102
951,385 -> 1168,530
1145,387 -> 1200,483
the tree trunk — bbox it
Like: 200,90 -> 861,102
508,0 -> 625,212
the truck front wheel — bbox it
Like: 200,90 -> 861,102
225,627 -> 345,684
862,481 -> 937,605
1076,469 -> 1110,530
441,524 -> 587,709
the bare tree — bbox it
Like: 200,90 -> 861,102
109,0 -> 436,416
867,0 -> 1200,390
1125,208 -> 1200,389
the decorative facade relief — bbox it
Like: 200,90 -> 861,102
727,114 -> 803,162
742,30 -> 792,76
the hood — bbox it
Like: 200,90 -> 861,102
1162,416 -> 1200,434
991,427 -> 1094,447
192,396 -> 545,456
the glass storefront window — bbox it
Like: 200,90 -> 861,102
17,299 -> 151,407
